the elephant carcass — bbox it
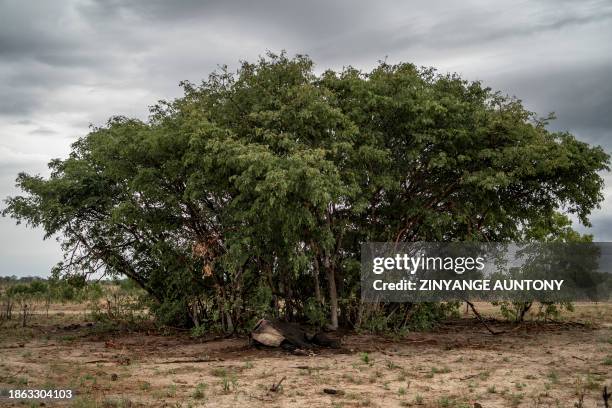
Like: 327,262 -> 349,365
250,319 -> 340,349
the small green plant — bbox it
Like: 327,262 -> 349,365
547,370 -> 559,384
343,373 -> 363,384
16,376 -> 29,386
487,385 -> 497,394
71,397 -> 99,408
438,396 -> 452,407
102,397 -> 133,408
437,397 -> 471,408
430,366 -> 451,375
386,360 -> 398,370
303,297 -> 329,328
222,376 -> 230,392
584,373 -> 602,390
165,384 -> 177,398
211,367 -> 227,377
467,381 -> 475,392
221,374 -> 237,393
398,387 -> 406,396
190,325 -> 206,338
360,352 -> 371,364
192,382 -> 207,399
414,394 -> 424,405
508,392 -> 524,407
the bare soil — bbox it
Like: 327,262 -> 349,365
1,303 -> 611,407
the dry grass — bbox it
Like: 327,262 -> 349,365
0,302 -> 611,407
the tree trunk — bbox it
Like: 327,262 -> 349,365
225,310 -> 234,333
190,302 -> 200,327
324,254 -> 338,330
313,254 -> 322,304
284,274 -> 294,321
21,304 -> 28,327
517,301 -> 532,322
264,263 -> 279,318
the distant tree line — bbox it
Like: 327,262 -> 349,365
0,276 -> 46,283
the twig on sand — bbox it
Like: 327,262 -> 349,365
270,376 -> 286,392
157,357 -> 224,364
459,373 -> 480,381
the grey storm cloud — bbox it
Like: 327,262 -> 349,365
0,0 -> 611,276
488,61 -> 612,149
581,214 -> 612,241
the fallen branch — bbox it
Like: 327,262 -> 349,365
459,373 -> 479,381
465,300 -> 505,335
547,319 -> 590,328
157,358 -> 224,364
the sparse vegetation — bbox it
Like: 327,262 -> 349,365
192,382 -> 207,399
360,352 -> 371,364
547,370 -> 560,384
221,374 -> 237,394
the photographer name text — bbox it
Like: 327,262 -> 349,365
372,279 -> 564,292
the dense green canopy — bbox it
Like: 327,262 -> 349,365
4,52 -> 609,331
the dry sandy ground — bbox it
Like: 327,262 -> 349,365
0,303 -> 611,408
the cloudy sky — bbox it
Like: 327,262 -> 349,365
1,0 -> 611,277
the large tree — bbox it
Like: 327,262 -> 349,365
3,52 -> 609,331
